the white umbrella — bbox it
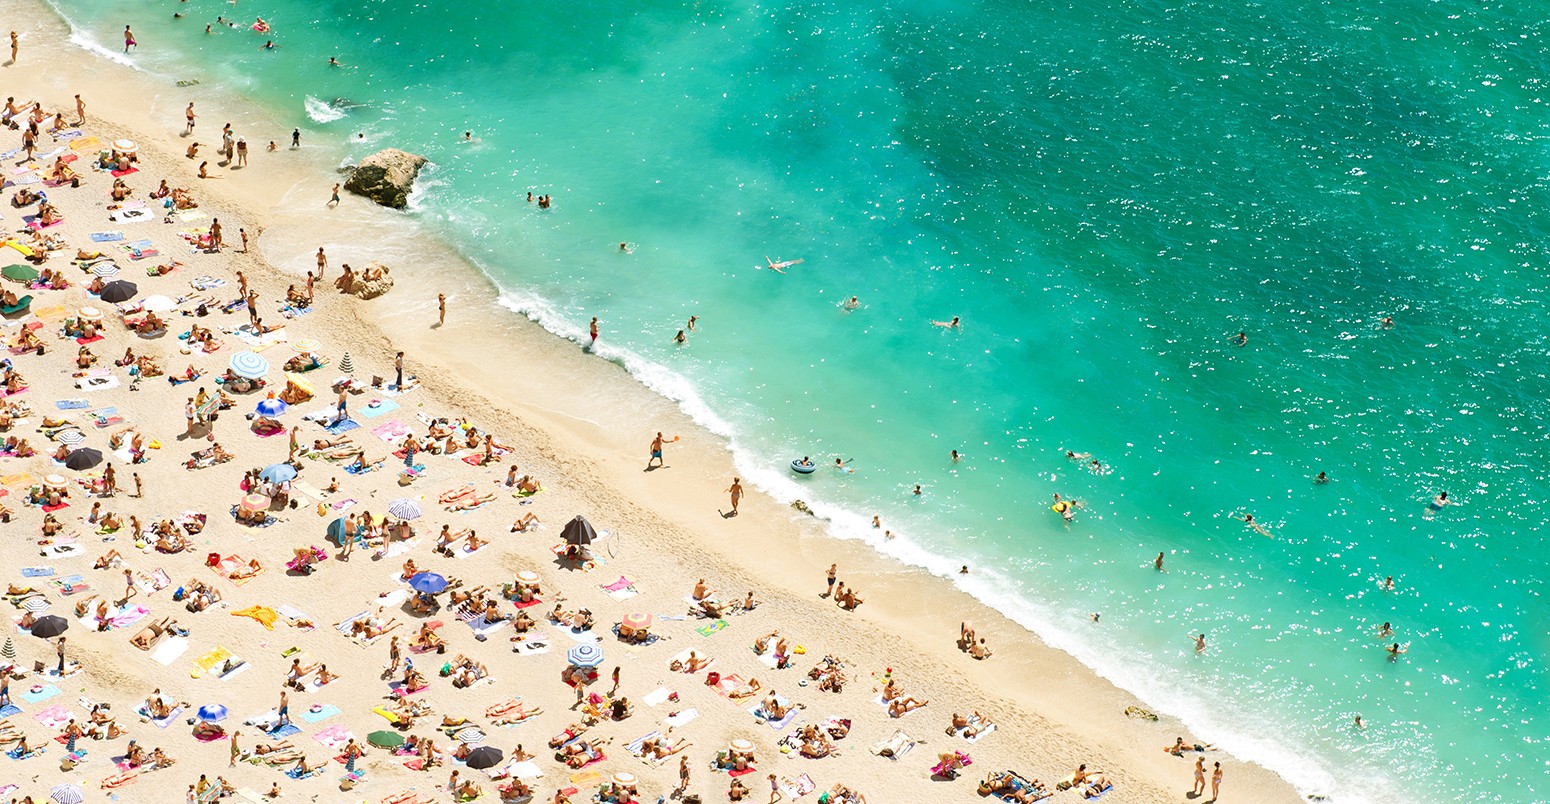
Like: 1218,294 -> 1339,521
19,598 -> 47,612
387,498 -> 422,520
77,306 -> 103,321
54,429 -> 85,445
141,295 -> 177,312
50,784 -> 84,804
111,139 -> 136,153
90,263 -> 120,278
293,338 -> 320,353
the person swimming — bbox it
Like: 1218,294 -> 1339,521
763,257 -> 803,273
932,316 -> 961,329
842,295 -> 860,310
1430,492 -> 1450,509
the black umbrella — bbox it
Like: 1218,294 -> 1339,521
31,615 -> 68,639
98,280 -> 138,304
562,515 -> 597,546
64,448 -> 103,471
464,746 -> 503,770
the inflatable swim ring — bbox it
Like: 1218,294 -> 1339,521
1051,501 -> 1069,514
790,459 -> 816,475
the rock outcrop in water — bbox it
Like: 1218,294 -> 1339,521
343,149 -> 427,209
338,263 -> 395,300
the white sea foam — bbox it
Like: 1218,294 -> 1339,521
304,95 -> 347,123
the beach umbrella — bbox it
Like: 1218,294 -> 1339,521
367,730 -> 404,748
49,784 -> 84,804
20,598 -> 49,612
54,429 -> 85,446
196,704 -> 229,722
408,572 -> 447,594
283,372 -> 314,395
621,612 -> 653,631
111,139 -> 137,153
730,738 -> 754,753
566,643 -> 604,668
516,570 -> 540,583
387,498 -> 422,520
562,516 -> 597,547
464,746 -> 503,770
240,493 -> 270,512
293,338 -> 320,353
1,638 -> 14,661
256,397 -> 288,417
42,474 -> 67,489
338,351 -> 354,373
64,447 -> 103,470
30,615 -> 68,639
97,280 -> 137,303
77,306 -> 103,322
1,264 -> 38,282
90,262 -> 119,278
141,294 -> 177,312
259,463 -> 296,484
229,351 -> 269,379
612,771 -> 638,786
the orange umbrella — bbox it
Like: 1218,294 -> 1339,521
240,493 -> 270,511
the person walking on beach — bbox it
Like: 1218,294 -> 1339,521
588,316 -> 599,347
292,128 -> 302,147
74,94 -> 85,125
1192,755 -> 1206,796
1210,762 -> 1222,800
277,689 -> 290,726
726,477 -> 744,516
229,731 -> 241,767
822,563 -> 837,597
185,102 -> 196,134
336,387 -> 349,424
438,294 -> 447,327
123,26 -> 136,53
316,246 -> 327,278
676,754 -> 690,795
328,183 -> 340,207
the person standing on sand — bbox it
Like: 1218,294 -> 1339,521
123,26 -> 136,53
56,636 -> 66,674
293,128 -> 302,148
316,246 -> 327,278
229,730 -> 240,767
277,689 -> 290,726
676,754 -> 690,795
1192,755 -> 1206,796
726,477 -> 744,516
185,102 -> 196,134
1211,761 -> 1222,800
74,94 -> 85,125
394,352 -> 404,389
822,563 -> 837,597
8,31 -> 17,65
336,387 -> 349,424
647,432 -> 678,469
328,183 -> 340,207
438,294 -> 447,327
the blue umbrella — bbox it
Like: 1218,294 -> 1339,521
255,397 -> 288,417
229,351 -> 269,379
196,704 -> 228,722
408,572 -> 448,594
567,643 -> 604,668
259,463 -> 297,484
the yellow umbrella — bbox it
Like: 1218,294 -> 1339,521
284,372 -> 313,395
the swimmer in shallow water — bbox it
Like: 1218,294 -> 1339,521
842,295 -> 860,310
1315,471 -> 1329,484
1231,331 -> 1247,346
932,316 -> 961,329
1430,491 -> 1450,509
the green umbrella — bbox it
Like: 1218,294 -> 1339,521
1,264 -> 38,282
367,730 -> 404,748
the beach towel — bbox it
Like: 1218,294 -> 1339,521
871,730 -> 915,760
357,398 -> 398,418
370,420 -> 412,442
89,231 -> 125,242
19,684 -> 59,704
0,705 -> 21,718
145,705 -> 185,729
752,696 -> 799,730
231,605 -> 278,629
663,708 -> 699,728
267,723 -> 302,739
313,724 -> 353,748
602,576 -> 639,601
696,619 -> 729,637
150,636 -> 190,666
32,703 -> 73,729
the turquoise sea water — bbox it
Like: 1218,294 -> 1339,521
44,0 -> 1550,799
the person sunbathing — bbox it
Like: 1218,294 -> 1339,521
760,695 -> 791,721
515,475 -> 542,494
193,721 -> 225,740
727,678 -> 764,700
315,665 -> 339,686
510,511 -> 541,532
968,638 -> 993,660
447,492 -> 494,511
511,611 -> 535,633
558,738 -> 603,768
413,622 -> 445,652
837,587 -> 864,610
888,696 -> 928,718
679,651 -> 710,673
728,778 -> 750,801
156,531 -> 188,553
129,617 -> 175,649
228,558 -> 264,580
94,549 -> 125,569
699,598 -> 728,618
547,723 -> 587,749
351,617 -> 399,640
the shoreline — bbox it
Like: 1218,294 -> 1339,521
2,1 -> 1309,801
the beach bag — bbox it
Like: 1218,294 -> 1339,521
705,671 -> 720,686
205,552 -> 221,567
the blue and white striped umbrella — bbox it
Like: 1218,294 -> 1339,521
49,784 -> 84,804
567,643 -> 604,668
90,262 -> 119,278
255,397 -> 288,417
228,351 -> 269,379
387,498 -> 422,520
54,429 -> 85,445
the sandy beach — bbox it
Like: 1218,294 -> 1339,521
0,2 -> 1304,802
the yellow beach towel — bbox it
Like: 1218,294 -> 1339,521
231,606 -> 278,630
191,646 -> 232,678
